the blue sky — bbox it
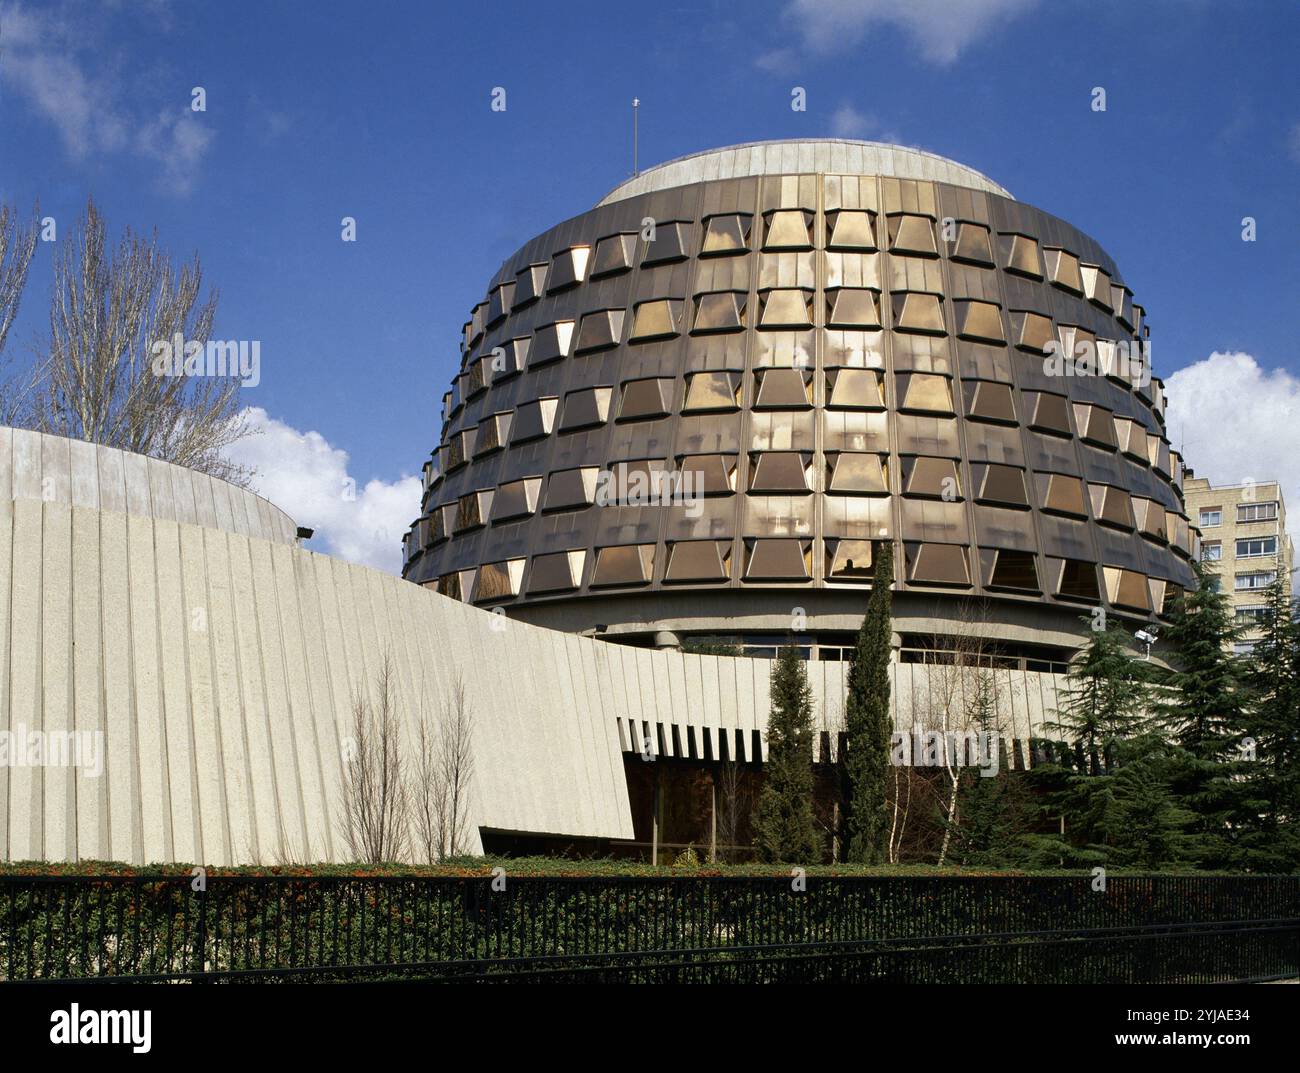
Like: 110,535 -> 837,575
2,0 -> 1298,569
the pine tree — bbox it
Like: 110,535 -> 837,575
1032,616 -> 1154,863
1159,559 -> 1250,867
754,645 -> 821,863
843,540 -> 894,863
1238,575 -> 1300,871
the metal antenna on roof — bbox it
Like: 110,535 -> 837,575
632,98 -> 639,177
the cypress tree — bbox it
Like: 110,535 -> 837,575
843,539 -> 894,863
754,645 -> 821,862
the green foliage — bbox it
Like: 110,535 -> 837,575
673,845 -> 700,868
843,540 -> 894,864
753,646 -> 821,863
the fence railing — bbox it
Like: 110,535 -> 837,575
2,874 -> 1297,983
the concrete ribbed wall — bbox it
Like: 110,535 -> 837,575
0,430 -> 1062,865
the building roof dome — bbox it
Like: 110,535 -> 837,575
598,138 -> 1013,205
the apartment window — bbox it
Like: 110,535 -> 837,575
1236,537 -> 1277,558
1201,542 -> 1222,562
1235,571 -> 1276,591
1233,642 -> 1256,657
1237,501 -> 1278,523
1198,508 -> 1221,527
1236,605 -> 1269,625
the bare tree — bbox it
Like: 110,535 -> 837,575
33,198 -> 254,483
715,759 -> 748,863
910,602 -> 1007,866
411,672 -> 476,861
0,202 -> 38,424
339,655 -> 409,864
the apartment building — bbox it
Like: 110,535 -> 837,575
1183,474 -> 1294,652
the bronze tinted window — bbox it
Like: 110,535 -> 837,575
1074,404 -> 1117,449
475,559 -> 524,602
618,378 -> 673,422
887,213 -> 937,256
1055,558 -> 1100,601
955,300 -> 1005,344
591,545 -> 655,587
827,452 -> 889,495
491,477 -> 541,523
1044,247 -> 1084,293
1000,233 -> 1042,279
892,292 -> 946,335
559,387 -> 612,432
486,281 -> 514,327
758,289 -> 812,329
903,456 -> 960,499
749,452 -> 811,494
983,549 -> 1040,592
629,299 -> 681,341
1105,566 -> 1152,612
949,221 -> 994,266
700,214 -> 751,256
754,368 -> 812,410
827,368 -> 884,410
1040,473 -> 1087,517
905,542 -> 971,587
692,292 -> 746,334
826,538 -> 876,581
826,210 -> 876,251
975,464 -> 1027,507
641,221 -> 689,265
529,321 -> 575,367
543,467 -> 598,512
454,491 -> 491,532
511,397 -> 558,443
744,539 -> 810,581
664,540 -> 731,583
575,309 -> 624,353
678,454 -> 737,495
474,412 -> 511,456
527,550 -> 586,594
591,233 -> 636,277
547,245 -> 591,292
1012,310 -> 1055,353
763,209 -> 812,251
1090,484 -> 1135,529
826,288 -> 881,328
1028,392 -> 1072,436
897,373 -> 954,414
513,262 -> 547,307
683,371 -> 741,412
965,381 -> 1016,423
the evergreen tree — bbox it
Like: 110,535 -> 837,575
843,540 -> 894,863
754,645 -> 821,862
1030,617 -> 1154,863
1159,559 -> 1250,868
1047,617 -> 1149,769
1238,575 -> 1300,871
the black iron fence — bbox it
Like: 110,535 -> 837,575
2,874 -> 1297,983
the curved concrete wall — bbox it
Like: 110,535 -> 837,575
0,431 -> 1063,864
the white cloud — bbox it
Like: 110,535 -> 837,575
225,407 -> 421,575
779,0 -> 1038,65
0,1 -> 213,191
830,103 -> 874,138
1165,351 -> 1300,581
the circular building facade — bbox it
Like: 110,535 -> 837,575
403,139 -> 1196,662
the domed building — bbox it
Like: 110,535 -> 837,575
404,139 -> 1196,668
